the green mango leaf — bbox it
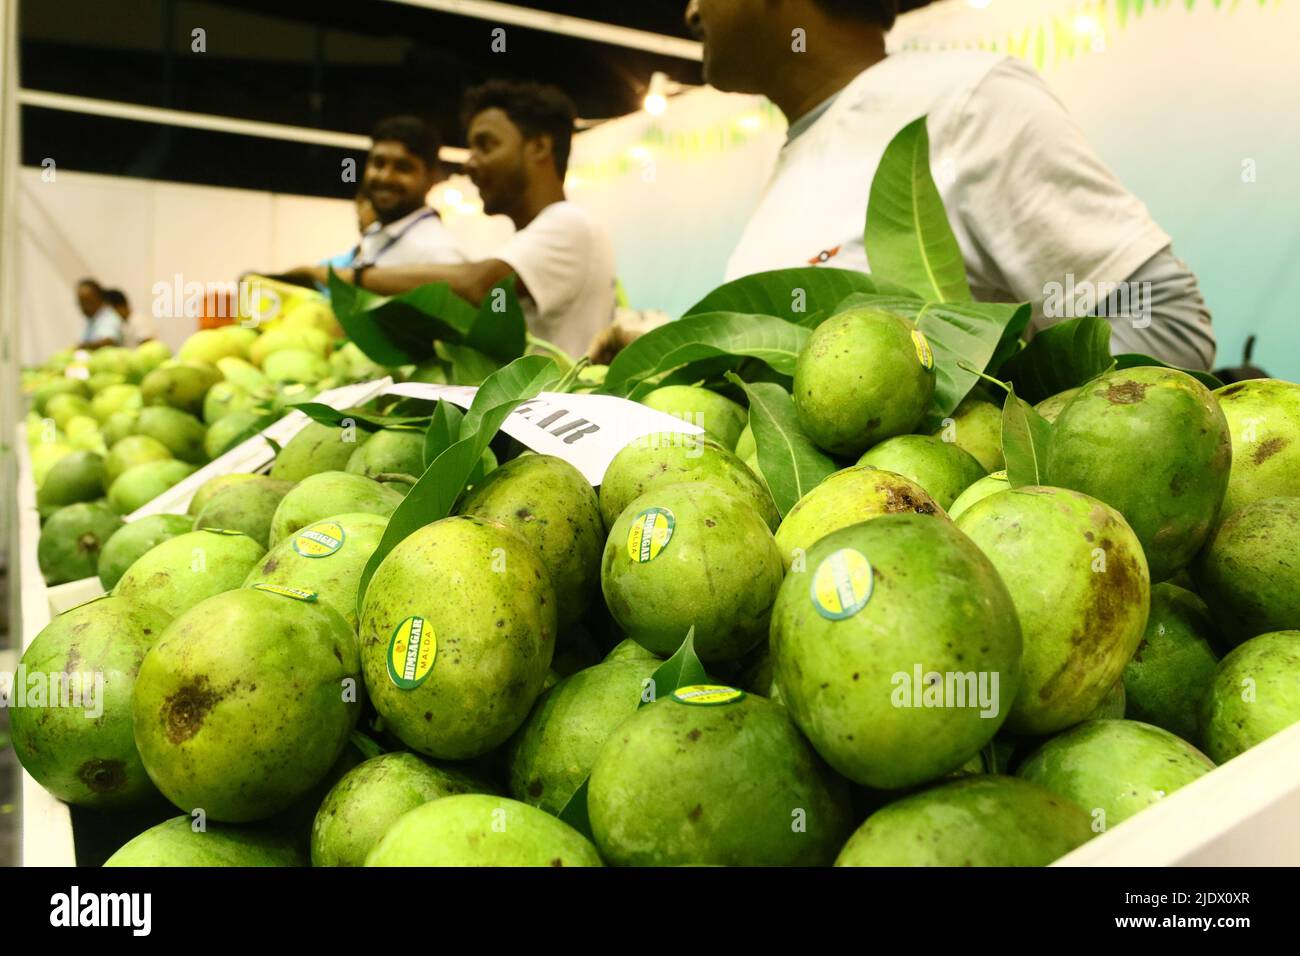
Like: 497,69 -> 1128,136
465,275 -> 527,363
724,373 -> 836,517
683,267 -> 915,321
556,778 -> 593,838
329,268 -> 478,366
1113,353 -> 1224,392
423,400 -> 464,470
833,292 -> 928,318
915,301 -> 1033,424
288,402 -> 431,432
603,312 -> 809,399
998,316 -> 1114,405
1001,383 -> 1053,488
355,355 -> 563,617
435,341 -> 502,386
865,116 -> 972,303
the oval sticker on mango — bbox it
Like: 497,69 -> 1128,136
292,521 -> 345,558
252,583 -> 318,603
626,507 -> 675,563
911,329 -> 934,371
810,548 -> 874,621
387,616 -> 436,690
671,684 -> 745,706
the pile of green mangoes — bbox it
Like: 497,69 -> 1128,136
24,295 -> 514,587
13,306 -> 1300,867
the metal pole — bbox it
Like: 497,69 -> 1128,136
382,0 -> 703,61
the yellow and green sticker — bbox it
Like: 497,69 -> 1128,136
810,548 -> 874,621
626,507 -> 675,563
671,684 -> 745,706
912,329 -> 934,371
252,583 -> 318,603
387,616 -> 436,690
292,521 -> 346,558
990,470 -> 1008,481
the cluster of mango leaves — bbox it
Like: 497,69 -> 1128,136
291,116 -> 1221,830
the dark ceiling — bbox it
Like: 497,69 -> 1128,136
19,0 -> 932,197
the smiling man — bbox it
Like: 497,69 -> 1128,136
353,116 -> 464,268
294,82 -> 616,360
685,0 -> 1216,369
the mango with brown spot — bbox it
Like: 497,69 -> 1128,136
774,464 -> 949,571
132,586 -> 361,821
958,486 -> 1150,735
1213,378 -> 1300,518
1045,367 -> 1230,582
10,596 -> 173,809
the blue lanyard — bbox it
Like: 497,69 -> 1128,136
352,208 -> 438,268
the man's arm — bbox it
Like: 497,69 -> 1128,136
1106,247 -> 1215,371
291,259 -> 516,305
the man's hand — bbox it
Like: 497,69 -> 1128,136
278,265 -> 343,288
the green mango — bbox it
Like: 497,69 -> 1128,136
38,502 -> 124,585
140,362 -> 221,416
36,450 -> 106,512
311,753 -> 488,867
268,422 -> 359,482
835,776 -> 1092,866
103,434 -> 173,489
107,460 -> 197,515
113,529 -> 265,618
770,515 -> 1021,789
359,516 -> 556,760
365,794 -> 601,867
1193,496 -> 1300,647
242,512 -> 388,627
589,689 -> 853,866
933,395 -> 1004,472
1199,630 -> 1300,763
602,481 -> 783,662
1018,719 -> 1213,828
1045,367 -> 1231,581
508,657 -> 661,814
97,514 -> 196,590
641,385 -> 748,451
957,487 -> 1150,735
793,308 -> 935,457
345,428 -> 426,480
774,464 -> 947,571
857,434 -> 986,512
460,455 -> 604,629
193,476 -> 295,549
599,433 -> 779,532
9,596 -> 173,809
268,472 -> 402,547
132,587 -> 360,821
1122,583 -> 1221,741
1213,379 -> 1300,518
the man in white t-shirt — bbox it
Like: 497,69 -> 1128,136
682,0 -> 1215,369
352,116 -> 465,268
293,83 -> 616,360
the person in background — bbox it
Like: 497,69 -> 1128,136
351,115 -> 465,269
105,288 -> 156,346
288,82 -> 617,360
671,0 -> 1215,370
74,278 -> 123,349
323,189 -> 379,272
